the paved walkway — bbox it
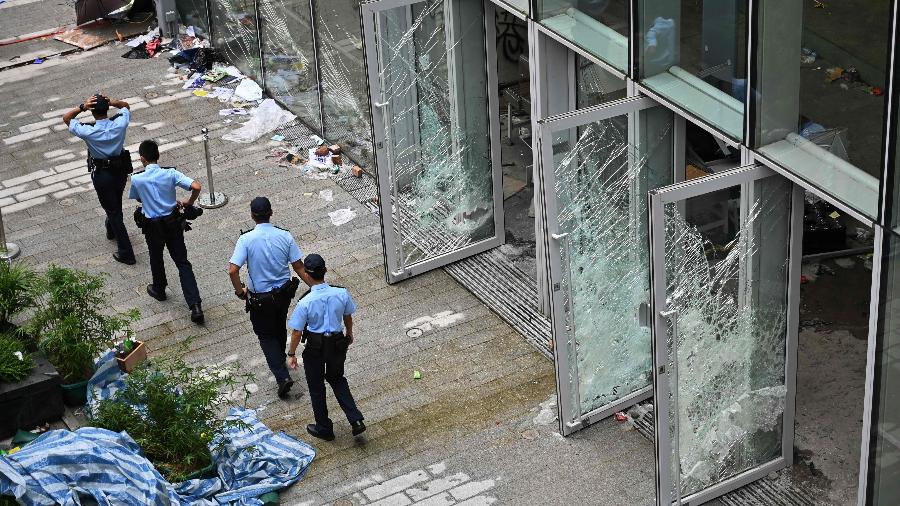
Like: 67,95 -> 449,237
0,43 -> 657,504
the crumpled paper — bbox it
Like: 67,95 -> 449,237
328,208 -> 356,226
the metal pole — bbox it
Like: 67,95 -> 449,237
506,102 -> 513,146
197,127 -> 228,209
0,205 -> 20,261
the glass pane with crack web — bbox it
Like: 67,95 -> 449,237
209,0 -> 262,80
258,0 -> 321,132
315,0 -> 374,168
662,175 -> 791,498
374,0 -> 495,270
554,109 -> 672,421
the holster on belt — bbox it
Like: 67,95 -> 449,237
245,277 -> 301,313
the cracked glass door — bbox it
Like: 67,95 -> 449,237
539,96 -> 674,435
362,0 -> 502,283
648,165 -> 802,505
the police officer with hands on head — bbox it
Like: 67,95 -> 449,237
129,140 -> 205,324
63,94 -> 136,265
228,197 -> 304,399
287,254 -> 365,441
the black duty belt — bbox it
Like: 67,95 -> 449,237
147,210 -> 180,224
303,330 -> 344,339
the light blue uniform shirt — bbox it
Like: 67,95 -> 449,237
229,223 -> 303,293
68,108 -> 131,159
128,164 -> 195,219
289,283 -> 356,334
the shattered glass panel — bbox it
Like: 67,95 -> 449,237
575,55 -> 627,108
373,0 -> 495,270
258,0 -> 321,132
314,0 -> 374,168
553,107 -> 672,421
209,0 -> 262,80
175,0 -> 210,35
662,176 -> 791,498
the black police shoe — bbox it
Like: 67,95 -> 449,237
190,303 -> 204,324
277,378 -> 294,399
351,420 -> 366,436
146,284 -> 167,301
306,424 -> 335,441
113,253 -> 136,265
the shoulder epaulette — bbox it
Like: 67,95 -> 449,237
161,166 -> 176,170
274,225 -> 290,232
298,289 -> 312,300
239,228 -> 252,236
330,285 -> 346,289
110,113 -> 122,121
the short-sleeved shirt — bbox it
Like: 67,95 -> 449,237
229,223 -> 303,293
288,283 -> 356,334
68,108 -> 131,159
128,164 -> 194,219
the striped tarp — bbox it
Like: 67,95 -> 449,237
0,353 -> 316,505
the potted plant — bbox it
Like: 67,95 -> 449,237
0,261 -> 40,347
25,266 -> 138,406
0,331 -> 63,439
90,343 -> 254,482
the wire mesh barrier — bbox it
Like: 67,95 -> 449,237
180,0 -> 374,169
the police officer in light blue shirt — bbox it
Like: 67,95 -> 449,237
129,140 -> 205,324
228,197 -> 305,399
287,254 -> 365,441
63,94 -> 135,265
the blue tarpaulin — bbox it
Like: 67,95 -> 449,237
0,353 -> 316,505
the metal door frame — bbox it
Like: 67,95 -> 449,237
537,94 -> 661,435
647,164 -> 803,506
361,0 -> 505,284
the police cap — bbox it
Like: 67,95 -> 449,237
250,196 -> 272,217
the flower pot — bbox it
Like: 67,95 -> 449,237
182,461 -> 217,481
0,354 -> 63,439
60,378 -> 89,407
116,340 -> 147,373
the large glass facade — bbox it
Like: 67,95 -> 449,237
869,231 -> 900,504
209,0 -> 261,80
754,0 -> 891,220
537,0 -> 629,72
576,55 -> 627,108
637,0 -> 748,140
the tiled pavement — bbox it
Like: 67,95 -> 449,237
0,43 -> 658,504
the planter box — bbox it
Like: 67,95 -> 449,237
0,354 -> 63,439
116,341 -> 147,373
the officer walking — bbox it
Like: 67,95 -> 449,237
228,197 -> 304,399
129,140 -> 205,324
63,94 -> 136,265
287,254 -> 365,441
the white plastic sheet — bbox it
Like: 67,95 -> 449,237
328,208 -> 356,226
233,78 -> 263,101
222,99 -> 296,143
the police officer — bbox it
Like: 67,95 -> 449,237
63,94 -> 136,265
129,140 -> 205,324
228,197 -> 304,399
287,254 -> 365,441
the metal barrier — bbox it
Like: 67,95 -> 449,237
197,127 -> 228,209
0,205 -> 20,261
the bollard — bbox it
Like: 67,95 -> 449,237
197,127 -> 228,209
0,205 -> 20,261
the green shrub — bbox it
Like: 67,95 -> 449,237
0,261 -> 40,332
91,343 -> 254,482
26,266 -> 138,383
0,332 -> 34,382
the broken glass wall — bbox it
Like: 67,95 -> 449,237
372,0 -> 495,270
208,0 -> 262,80
553,107 -> 672,422
257,0 -> 321,132
176,0 -> 209,36
575,55 -> 627,108
661,175 -> 791,498
314,0 -> 374,168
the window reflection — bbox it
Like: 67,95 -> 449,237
638,0 -> 748,140
754,0 -> 889,219
537,0 -> 629,71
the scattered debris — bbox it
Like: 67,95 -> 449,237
233,78 -> 263,101
834,257 -> 856,269
351,165 -> 364,178
328,208 -> 356,226
219,108 -> 249,116
222,99 -> 296,143
413,370 -> 422,380
270,134 -> 285,142
800,48 -> 817,64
